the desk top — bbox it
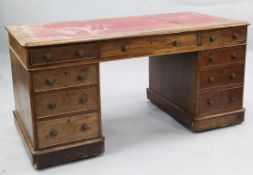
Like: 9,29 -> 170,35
6,12 -> 248,47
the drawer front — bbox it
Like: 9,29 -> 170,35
100,33 -> 198,57
224,27 -> 247,44
222,87 -> 243,110
33,64 -> 98,92
35,87 -> 98,118
202,30 -> 224,46
198,45 -> 245,67
199,87 -> 243,115
201,27 -> 247,46
37,112 -> 100,148
199,64 -> 244,89
30,44 -> 98,66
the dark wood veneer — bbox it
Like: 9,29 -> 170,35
6,13 -> 248,168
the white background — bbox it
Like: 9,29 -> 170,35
0,0 -> 253,175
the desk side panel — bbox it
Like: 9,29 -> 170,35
149,53 -> 197,114
10,50 -> 34,145
8,34 -> 30,68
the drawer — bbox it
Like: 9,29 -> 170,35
30,44 -> 98,66
37,112 -> 100,148
222,87 -> 243,110
224,27 -> 247,44
35,87 -> 98,118
202,30 -> 224,46
199,64 -> 244,89
100,33 -> 198,57
33,64 -> 98,92
201,27 -> 247,47
199,87 -> 243,115
198,45 -> 245,67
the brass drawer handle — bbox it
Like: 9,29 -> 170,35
50,129 -> 58,138
48,102 -> 56,110
44,53 -> 52,61
77,73 -> 86,81
209,35 -> 216,43
172,40 -> 180,47
230,73 -> 236,79
207,99 -> 213,106
208,76 -> 215,83
208,55 -> 215,63
232,33 -> 239,40
80,124 -> 89,131
77,49 -> 85,58
121,44 -> 129,52
80,95 -> 88,104
231,53 -> 238,60
46,78 -> 56,86
229,96 -> 236,103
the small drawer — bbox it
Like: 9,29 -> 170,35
222,87 -> 243,110
202,30 -> 224,46
30,44 -> 98,66
199,87 -> 243,115
198,45 -> 245,67
100,33 -> 198,57
199,91 -> 222,114
199,64 -> 244,89
37,112 -> 100,148
224,27 -> 247,44
33,64 -> 98,92
35,87 -> 98,118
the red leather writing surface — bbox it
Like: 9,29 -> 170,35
20,12 -> 231,40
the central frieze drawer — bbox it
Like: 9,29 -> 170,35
100,33 -> 198,57
35,87 -> 98,118
37,112 -> 100,148
33,64 -> 98,92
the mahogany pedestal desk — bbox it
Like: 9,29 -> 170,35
6,12 -> 248,169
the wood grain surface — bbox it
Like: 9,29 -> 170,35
33,64 -> 98,92
35,87 -> 98,118
7,12 -> 248,168
37,112 -> 100,148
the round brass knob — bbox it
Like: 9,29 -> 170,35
172,40 -> 180,47
230,73 -> 236,79
121,44 -> 129,52
231,53 -> 238,60
208,56 -> 215,63
207,99 -> 213,106
44,53 -> 52,61
80,124 -> 89,131
80,95 -> 88,104
232,33 -> 239,40
48,102 -> 56,110
209,35 -> 216,43
229,96 -> 236,103
50,129 -> 58,138
77,50 -> 85,57
46,78 -> 55,86
208,76 -> 215,83
78,73 -> 86,81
